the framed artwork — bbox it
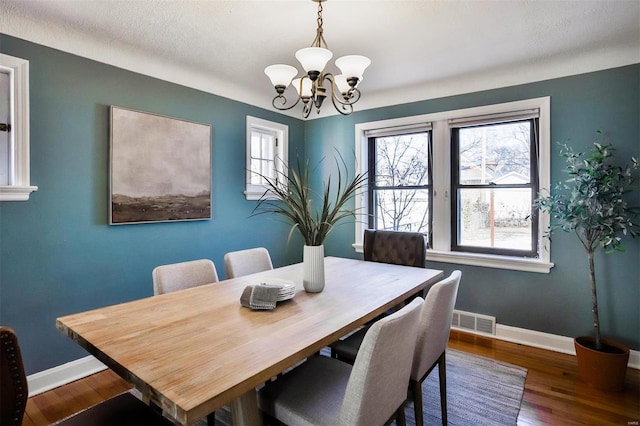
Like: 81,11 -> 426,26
109,106 -> 212,224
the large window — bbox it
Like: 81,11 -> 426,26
355,98 -> 552,273
367,125 -> 432,239
451,117 -> 538,257
245,116 -> 288,200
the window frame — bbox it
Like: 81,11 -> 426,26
0,53 -> 37,201
245,116 -> 288,201
367,129 -> 433,241
450,118 -> 539,258
354,97 -> 553,273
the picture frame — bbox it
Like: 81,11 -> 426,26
109,106 -> 212,225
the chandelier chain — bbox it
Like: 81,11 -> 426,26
312,0 -> 327,49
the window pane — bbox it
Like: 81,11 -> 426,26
0,72 -> 9,186
458,188 -> 532,250
261,134 -> 274,161
458,122 -> 531,185
375,133 -> 429,187
250,132 -> 261,158
250,159 -> 264,184
261,159 -> 274,180
374,189 -> 430,233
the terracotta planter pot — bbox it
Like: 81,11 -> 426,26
574,336 -> 629,392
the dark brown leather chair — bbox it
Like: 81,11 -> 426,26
1,327 -> 28,426
0,326 -> 173,426
363,229 -> 427,267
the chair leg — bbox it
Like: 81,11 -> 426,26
206,412 -> 215,425
395,402 -> 406,426
438,351 -> 447,426
412,378 -> 424,426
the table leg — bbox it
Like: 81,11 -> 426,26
230,389 -> 262,426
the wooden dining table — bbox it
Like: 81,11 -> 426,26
56,256 -> 443,425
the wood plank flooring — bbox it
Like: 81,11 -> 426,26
447,331 -> 639,425
23,330 -> 639,425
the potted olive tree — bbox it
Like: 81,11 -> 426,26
253,154 -> 366,293
535,136 -> 639,391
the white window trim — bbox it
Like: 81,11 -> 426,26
244,116 -> 288,201
354,97 -> 553,273
0,54 -> 37,201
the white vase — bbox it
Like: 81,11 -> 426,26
303,245 -> 325,293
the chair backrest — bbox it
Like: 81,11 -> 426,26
338,297 -> 423,425
152,259 -> 219,295
1,326 -> 28,426
363,229 -> 427,267
411,270 -> 461,381
223,247 -> 273,279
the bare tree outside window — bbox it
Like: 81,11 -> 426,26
370,132 -> 431,235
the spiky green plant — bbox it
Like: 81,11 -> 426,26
252,154 -> 367,247
534,136 -> 639,350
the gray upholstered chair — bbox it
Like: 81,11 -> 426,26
327,271 -> 461,425
223,247 -> 273,278
363,229 -> 427,268
152,259 -> 219,295
410,270 -> 461,426
0,326 -> 172,426
258,297 -> 424,426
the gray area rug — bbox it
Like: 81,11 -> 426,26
197,349 -> 527,426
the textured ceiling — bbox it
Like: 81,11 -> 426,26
1,0 -> 639,118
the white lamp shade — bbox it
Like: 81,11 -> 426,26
292,77 -> 313,97
335,55 -> 371,80
334,74 -> 351,94
264,64 -> 298,87
295,47 -> 333,73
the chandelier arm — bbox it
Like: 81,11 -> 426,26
302,101 -> 313,119
338,87 -> 360,105
324,73 -> 362,106
272,94 -> 302,111
330,92 -> 355,115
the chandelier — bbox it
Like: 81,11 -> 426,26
264,0 -> 371,118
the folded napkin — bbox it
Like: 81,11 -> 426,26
240,284 -> 281,310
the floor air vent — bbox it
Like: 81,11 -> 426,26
452,310 -> 496,335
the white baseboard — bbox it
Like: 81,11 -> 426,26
28,325 -> 639,397
453,324 -> 640,370
27,355 -> 107,397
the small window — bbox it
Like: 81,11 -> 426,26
245,116 -> 288,200
0,53 -> 37,201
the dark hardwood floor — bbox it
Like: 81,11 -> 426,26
23,330 -> 639,425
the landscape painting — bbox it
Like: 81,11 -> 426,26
110,106 -> 212,224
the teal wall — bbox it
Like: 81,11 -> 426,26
1,33 -> 638,376
307,64 -> 640,351
0,35 -> 305,374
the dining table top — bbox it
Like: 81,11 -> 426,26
56,256 -> 443,425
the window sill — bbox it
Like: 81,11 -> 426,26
352,244 -> 554,273
244,189 -> 279,201
0,185 -> 38,201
